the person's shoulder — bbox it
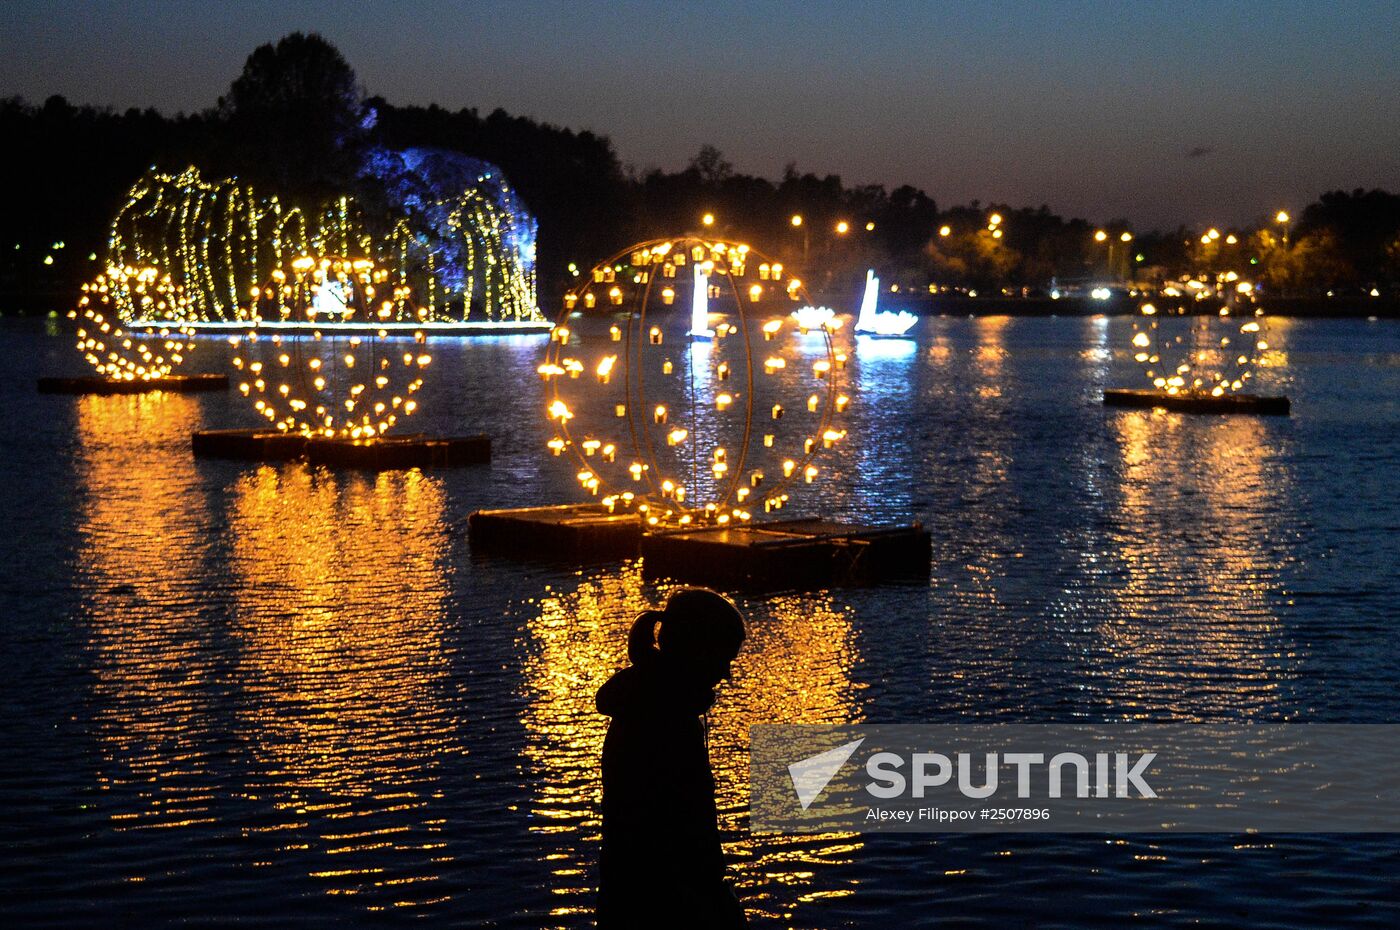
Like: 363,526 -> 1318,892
595,664 -> 641,716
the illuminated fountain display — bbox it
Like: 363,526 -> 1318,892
1104,301 -> 1289,415
106,152 -> 545,332
853,269 -> 918,338
540,236 -> 849,529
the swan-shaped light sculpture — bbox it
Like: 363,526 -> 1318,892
853,269 -> 918,338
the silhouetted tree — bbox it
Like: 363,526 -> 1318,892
216,32 -> 364,198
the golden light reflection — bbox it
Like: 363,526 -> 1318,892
1103,410 -> 1293,717
75,393 -> 221,864
226,464 -> 461,913
519,566 -> 864,925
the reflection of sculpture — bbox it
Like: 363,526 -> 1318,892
1131,302 -> 1267,397
230,255 -> 430,438
70,266 -> 197,381
541,236 -> 850,528
106,152 -> 542,328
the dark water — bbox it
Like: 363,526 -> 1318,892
2,313 -> 1398,928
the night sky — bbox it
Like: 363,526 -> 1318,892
3,0 -> 1396,230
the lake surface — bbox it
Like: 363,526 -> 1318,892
2,313 -> 1398,927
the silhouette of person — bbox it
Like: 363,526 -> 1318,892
595,588 -> 748,929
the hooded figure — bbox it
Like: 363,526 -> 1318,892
595,588 -> 748,929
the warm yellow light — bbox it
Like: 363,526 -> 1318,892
1276,211 -> 1290,224
702,212 -> 715,227
1094,230 -> 1108,242
988,213 -> 1002,226
865,221 -> 875,231
835,220 -> 849,234
1225,234 -> 1238,245
1120,231 -> 1133,242
1208,228 -> 1221,240
939,225 -> 951,237
791,214 -> 803,227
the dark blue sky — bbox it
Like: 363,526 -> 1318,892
3,0 -> 1396,229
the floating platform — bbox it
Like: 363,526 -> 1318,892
37,373 -> 229,395
191,428 -> 306,461
192,429 -> 490,469
641,519 -> 932,592
468,503 -> 643,562
1103,388 -> 1290,416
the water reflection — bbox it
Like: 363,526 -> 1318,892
518,567 -> 865,926
77,392 -> 221,849
226,464 -> 462,913
1100,410 -> 1294,718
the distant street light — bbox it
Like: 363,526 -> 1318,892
835,220 -> 849,234
938,225 -> 951,237
1094,229 -> 1108,242
1275,210 -> 1290,225
791,215 -> 808,262
1119,231 -> 1133,243
702,213 -> 715,227
865,222 -> 875,232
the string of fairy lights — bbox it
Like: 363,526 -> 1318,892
541,236 -> 850,529
1130,300 -> 1270,397
108,165 -> 542,326
69,266 -> 197,381
228,255 -> 430,439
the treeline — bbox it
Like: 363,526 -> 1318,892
3,33 -> 1398,312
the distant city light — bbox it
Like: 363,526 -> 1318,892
702,212 -> 715,227
1094,230 -> 1108,242
790,214 -> 803,227
939,225 -> 951,237
835,220 -> 849,234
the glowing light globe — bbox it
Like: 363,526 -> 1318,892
1130,301 -> 1269,397
69,266 -> 197,381
542,236 -> 850,528
229,256 -> 431,438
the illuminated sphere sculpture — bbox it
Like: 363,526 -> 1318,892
70,266 -> 197,381
542,236 -> 850,528
229,255 -> 431,439
1130,300 -> 1269,397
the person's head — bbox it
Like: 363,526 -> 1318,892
628,588 -> 745,686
